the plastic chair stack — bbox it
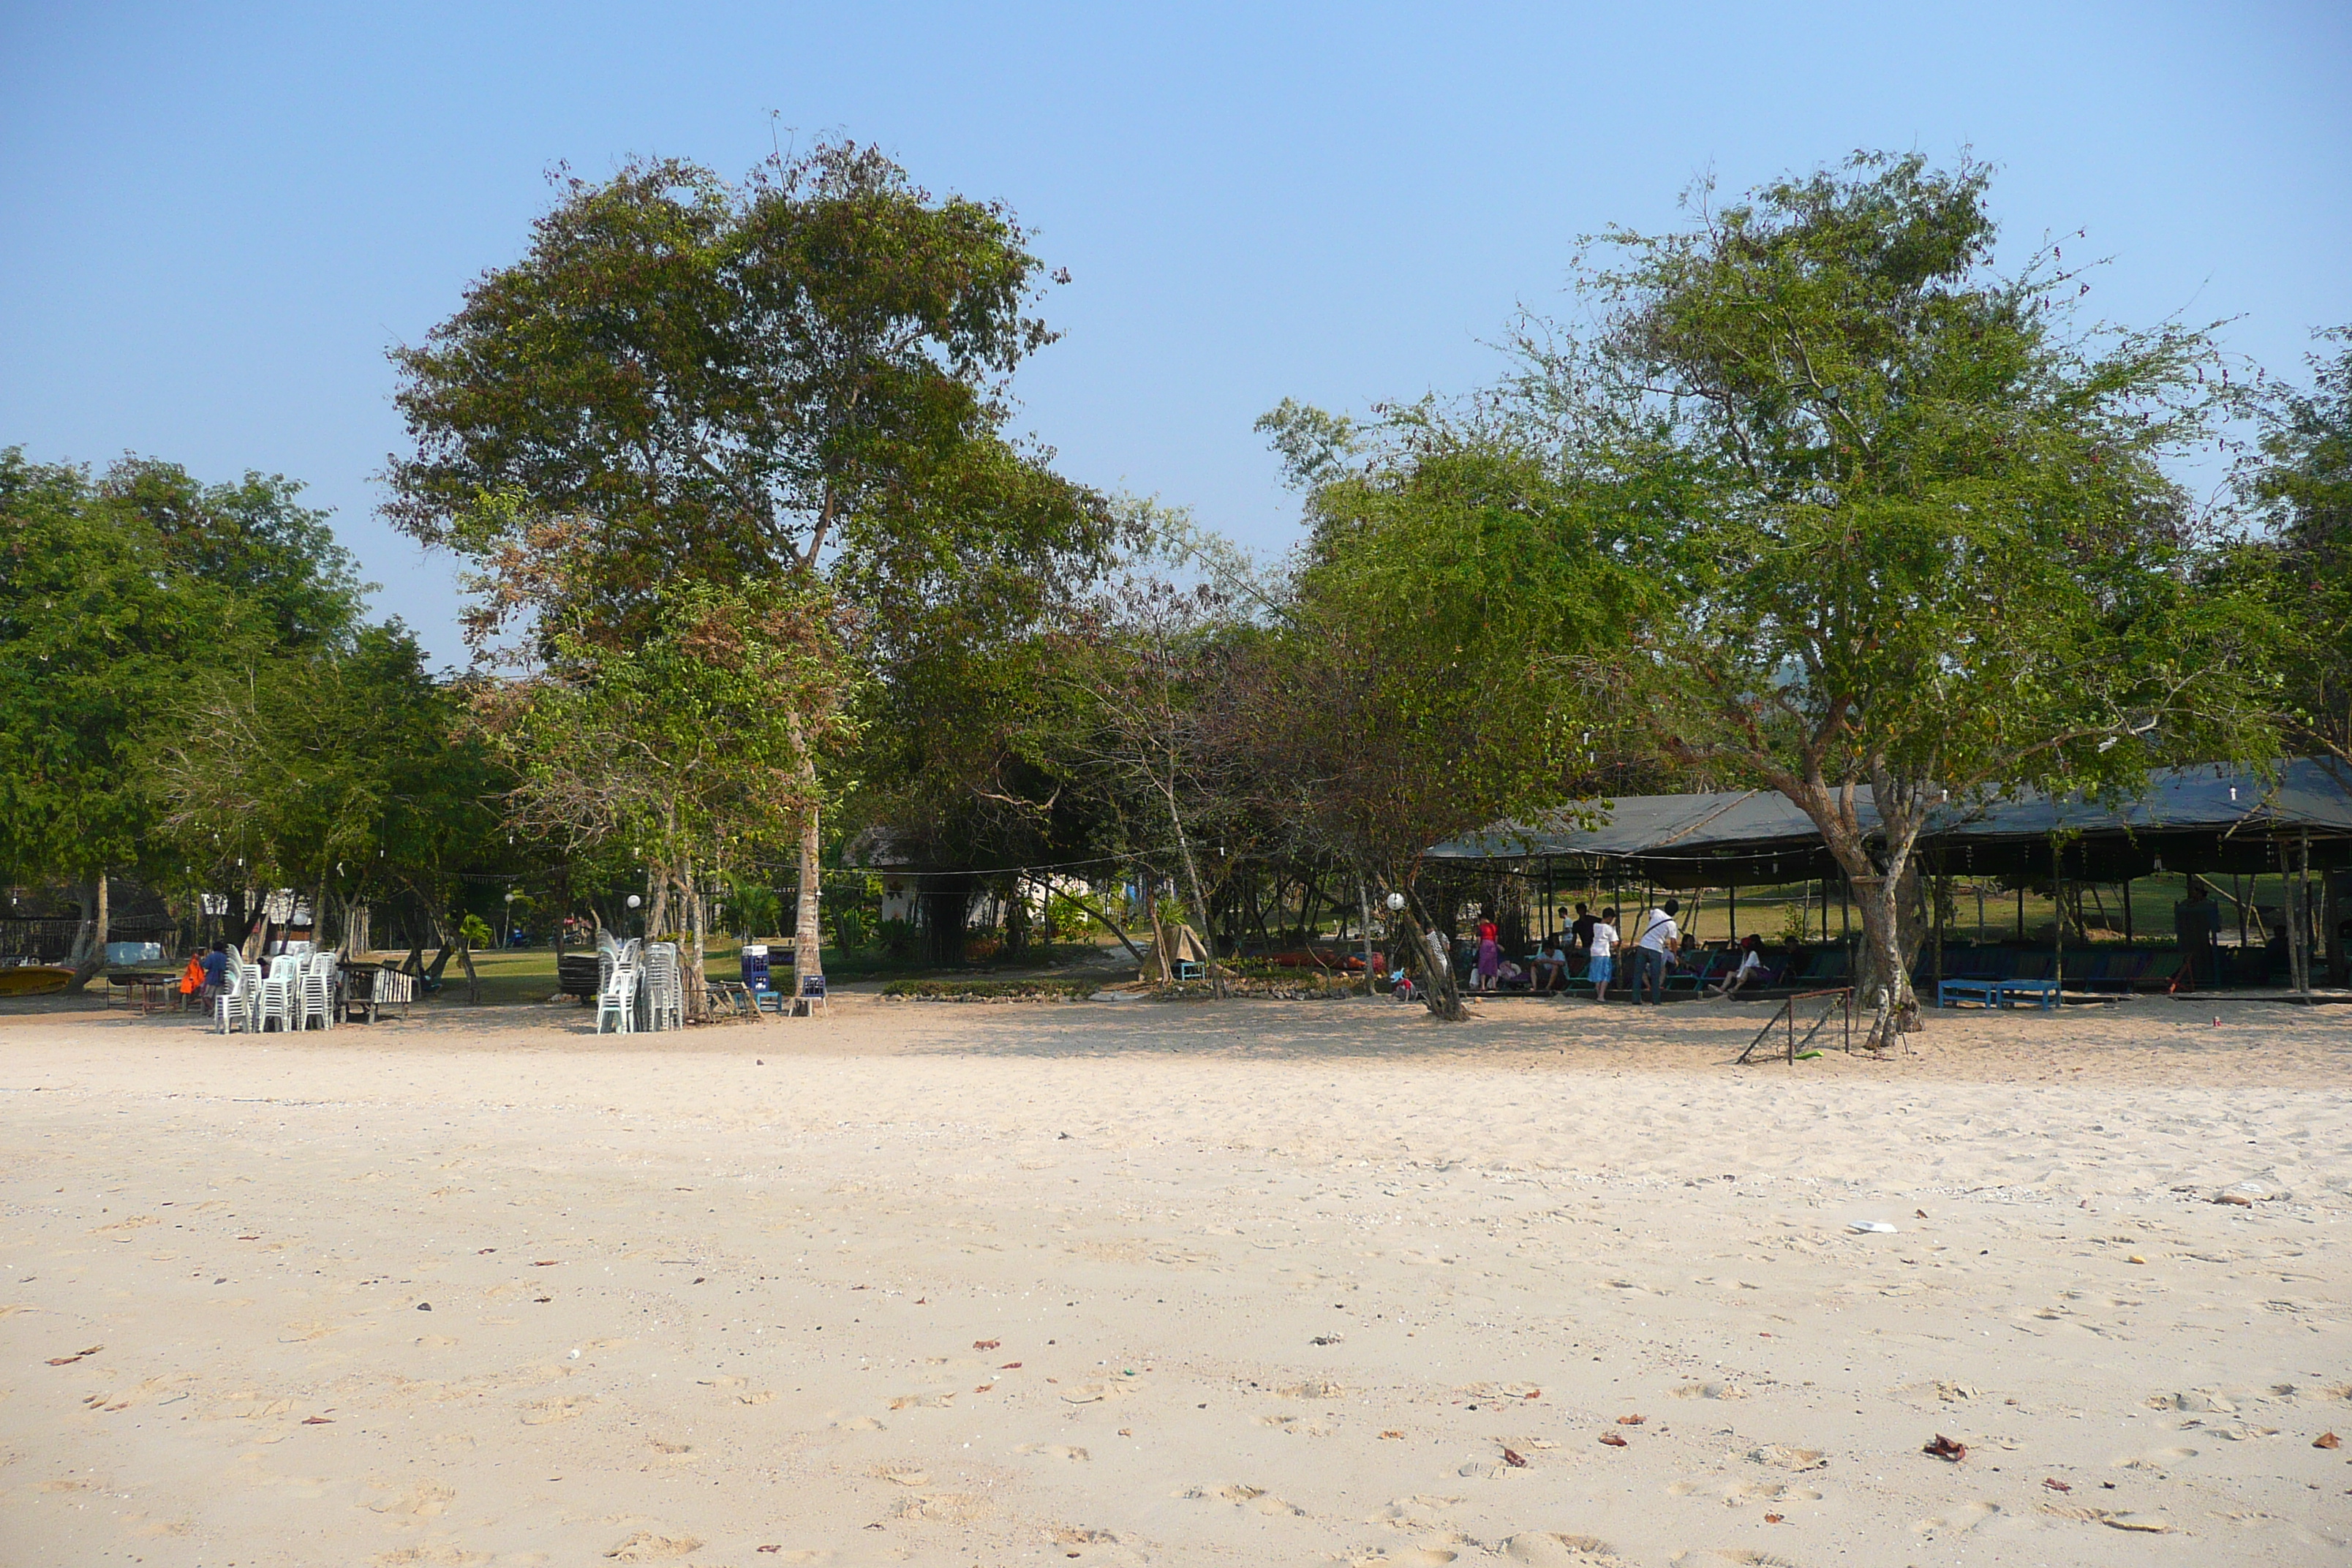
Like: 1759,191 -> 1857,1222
214,960 -> 256,1034
297,951 -> 338,1030
642,943 -> 684,1030
595,940 -> 641,1033
258,956 -> 303,1032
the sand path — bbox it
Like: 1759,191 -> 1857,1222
3,992 -> 2348,1565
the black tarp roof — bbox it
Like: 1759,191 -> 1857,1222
1426,760 -> 2352,886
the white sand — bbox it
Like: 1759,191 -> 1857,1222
3,990 -> 2348,1566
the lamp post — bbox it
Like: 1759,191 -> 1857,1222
501,890 -> 516,949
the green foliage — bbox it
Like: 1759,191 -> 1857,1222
0,448 -> 370,889
1535,151 -> 2278,804
878,976 -> 1095,1001
875,916 -> 919,959
471,576 -> 853,878
829,905 -> 874,951
385,142 -> 1068,641
153,623 -> 508,921
2242,327 -> 2352,765
726,881 -> 783,938
459,913 -> 494,949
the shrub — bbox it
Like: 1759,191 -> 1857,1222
879,978 -> 1096,1003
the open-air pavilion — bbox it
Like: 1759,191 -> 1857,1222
1425,759 -> 2352,993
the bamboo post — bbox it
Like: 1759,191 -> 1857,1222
2296,829 -> 2313,998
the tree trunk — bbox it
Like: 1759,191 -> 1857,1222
1395,876 -> 1466,1020
647,867 -> 671,943
1057,887 -> 1147,965
684,862 -> 707,1022
1142,881 -> 1175,983
1167,804 -> 1225,999
1004,881 -> 1031,959
64,872 -> 110,994
1358,875 -> 1376,998
457,940 -> 480,1004
793,802 -> 823,984
1774,771 -> 1929,1034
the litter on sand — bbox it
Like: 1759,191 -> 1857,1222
1923,1434 -> 1967,1462
1849,1221 -> 1899,1235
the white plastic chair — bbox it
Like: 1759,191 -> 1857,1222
595,954 -> 639,1033
642,943 -> 683,1031
258,955 -> 301,1032
297,951 -> 337,1030
214,961 -> 254,1034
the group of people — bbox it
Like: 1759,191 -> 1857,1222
1466,900 -> 1769,1004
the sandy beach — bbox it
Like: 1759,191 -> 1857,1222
3,990 -> 2348,1567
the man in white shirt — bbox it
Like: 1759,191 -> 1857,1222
1586,909 -> 1620,1002
1629,897 -> 1681,1006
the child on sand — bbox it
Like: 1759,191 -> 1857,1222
1586,908 -> 1620,1002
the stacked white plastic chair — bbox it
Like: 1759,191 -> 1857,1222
295,951 -> 337,1030
642,943 -> 683,1031
259,955 -> 303,1032
214,960 -> 255,1034
596,938 -> 641,1033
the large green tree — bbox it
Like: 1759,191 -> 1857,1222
1227,424 -> 1648,1014
1501,153 -> 2280,1028
0,450 -> 366,987
151,622 -> 509,961
385,142 -> 1104,981
467,567 -> 852,1011
2244,327 -> 2352,768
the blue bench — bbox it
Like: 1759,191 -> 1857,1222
1937,976 -> 2059,1011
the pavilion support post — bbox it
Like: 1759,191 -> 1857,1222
2123,876 -> 2133,944
2294,829 -> 2313,998
1728,883 -> 1737,943
1931,864 -> 1944,998
2053,845 -> 2066,994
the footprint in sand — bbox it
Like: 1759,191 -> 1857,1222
894,1492 -> 990,1523
519,1395 -> 595,1425
1498,1534 -> 1627,1567
1672,1552 -> 1802,1568
1670,1382 -> 1747,1401
364,1481 -> 455,1522
830,1414 -> 886,1431
873,1463 -> 930,1485
1744,1445 -> 1825,1471
1912,1500 -> 2006,1537
1727,1481 -> 1820,1505
1341,1542 -> 1467,1567
601,1532 -> 701,1561
1366,1496 -> 1464,1531
2114,1446 -> 2196,1470
1182,1482 -> 1305,1517
1052,1526 -> 1148,1565
369,1548 -> 494,1567
1014,1442 -> 1091,1461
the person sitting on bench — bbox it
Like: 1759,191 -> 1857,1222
1708,935 -> 1767,999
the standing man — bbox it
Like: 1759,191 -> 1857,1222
1569,902 -> 1597,960
1630,897 -> 1681,1005
2174,876 -> 2221,990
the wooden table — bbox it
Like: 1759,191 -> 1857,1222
106,972 -> 181,1014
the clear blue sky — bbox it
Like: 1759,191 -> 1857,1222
3,1 -> 2345,665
